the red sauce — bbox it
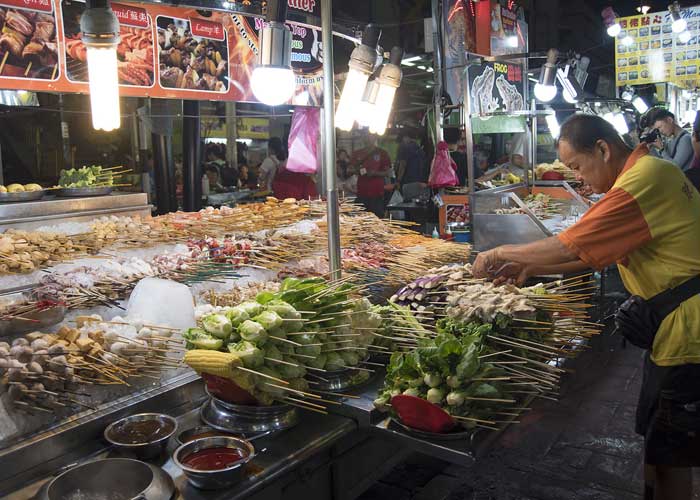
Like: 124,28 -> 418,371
182,447 -> 246,471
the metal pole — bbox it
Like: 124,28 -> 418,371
321,0 -> 341,281
464,62 -> 475,195
225,102 -> 237,173
183,100 -> 201,212
431,0 -> 444,142
529,98 -> 537,193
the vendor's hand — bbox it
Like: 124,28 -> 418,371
472,248 -> 504,279
492,262 -> 531,286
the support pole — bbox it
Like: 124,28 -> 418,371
321,0 -> 341,281
183,100 -> 201,212
529,98 -> 537,193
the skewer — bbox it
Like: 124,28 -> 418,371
0,51 -> 8,75
282,398 -> 328,415
236,366 -> 289,385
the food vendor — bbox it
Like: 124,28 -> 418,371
259,137 -> 286,192
350,135 -> 392,218
473,114 -> 700,500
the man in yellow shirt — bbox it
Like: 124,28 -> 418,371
473,114 -> 700,500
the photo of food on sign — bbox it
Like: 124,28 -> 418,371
61,0 -> 154,87
157,15 -> 228,92
0,1 -> 59,80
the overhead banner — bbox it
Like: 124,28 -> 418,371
0,0 -> 323,105
615,6 -> 700,87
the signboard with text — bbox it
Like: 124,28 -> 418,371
0,0 -> 324,105
615,6 -> 700,87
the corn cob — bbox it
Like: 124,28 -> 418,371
184,349 -> 242,379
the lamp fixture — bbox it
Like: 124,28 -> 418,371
534,49 -> 558,102
602,7 -> 621,37
335,25 -> 381,131
80,0 -> 120,131
607,23 -> 622,37
557,65 -> 584,104
637,3 -> 651,14
633,96 -> 649,113
369,46 -> 403,136
603,112 -> 629,135
669,2 -> 687,33
251,0 -> 295,106
356,79 -> 379,128
679,30 -> 692,44
545,110 -> 560,139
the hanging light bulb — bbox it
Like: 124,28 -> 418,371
80,0 -> 120,131
336,25 -> 381,131
603,112 -> 629,135
678,30 -> 692,44
369,47 -> 403,136
637,3 -> 651,14
557,66 -> 583,104
607,23 -> 622,37
534,49 -> 558,102
632,96 -> 649,113
251,0 -> 295,106
669,2 -> 687,33
545,111 -> 560,139
602,7 -> 621,37
356,80 -> 378,128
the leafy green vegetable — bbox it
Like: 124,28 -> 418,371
238,320 -> 268,345
183,328 -> 223,350
201,313 -> 233,339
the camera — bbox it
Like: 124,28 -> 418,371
640,128 -> 660,144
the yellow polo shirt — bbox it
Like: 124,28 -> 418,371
558,145 -> 700,366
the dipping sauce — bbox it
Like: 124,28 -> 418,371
109,418 -> 175,444
182,447 -> 247,471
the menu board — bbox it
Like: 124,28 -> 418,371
468,61 -> 524,114
615,6 -> 700,87
0,0 -> 324,105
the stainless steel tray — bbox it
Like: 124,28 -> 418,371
54,186 -> 113,197
0,305 -> 66,337
201,392 -> 299,434
0,190 -> 46,203
390,417 -> 476,442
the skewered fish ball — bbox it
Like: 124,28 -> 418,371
0,357 -> 9,374
0,342 -> 9,351
0,346 -> 9,357
47,356 -> 67,371
48,345 -> 68,356
109,342 -> 129,356
10,345 -> 33,364
31,339 -> 49,351
27,362 -> 43,375
12,338 -> 29,347
8,384 -> 27,401
32,349 -> 48,364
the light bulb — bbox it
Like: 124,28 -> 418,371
86,45 -> 120,131
679,30 -> 692,43
336,68 -> 371,131
632,96 -> 649,113
545,113 -> 560,139
251,66 -> 296,106
562,87 -> 577,104
607,23 -> 621,37
604,112 -> 629,135
534,83 -> 557,102
369,84 -> 397,136
673,18 -> 687,33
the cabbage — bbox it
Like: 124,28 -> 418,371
238,320 -> 268,345
201,314 -> 232,339
253,311 -> 283,331
239,301 -> 263,317
224,307 -> 250,327
296,344 -> 322,358
227,340 -> 264,368
325,352 -> 345,371
306,353 -> 327,369
340,350 -> 360,367
183,328 -> 223,350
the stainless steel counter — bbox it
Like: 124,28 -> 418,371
0,192 -> 151,230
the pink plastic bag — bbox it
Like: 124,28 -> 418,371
428,141 -> 459,189
286,107 -> 320,174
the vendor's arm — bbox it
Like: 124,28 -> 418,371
475,182 -> 653,281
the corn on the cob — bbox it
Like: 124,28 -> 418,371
184,350 -> 242,379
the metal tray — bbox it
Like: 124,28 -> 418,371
201,392 -> 299,434
0,190 -> 46,203
389,417 -> 477,442
54,186 -> 113,197
0,305 -> 66,337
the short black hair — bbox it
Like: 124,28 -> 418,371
443,127 -> 461,145
644,107 -> 675,124
557,113 -> 628,153
204,165 -> 219,175
268,137 -> 287,161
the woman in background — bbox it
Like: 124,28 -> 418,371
259,137 -> 286,192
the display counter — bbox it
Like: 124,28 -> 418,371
0,192 -> 152,231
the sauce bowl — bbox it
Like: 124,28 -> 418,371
104,413 -> 178,459
173,436 -> 255,489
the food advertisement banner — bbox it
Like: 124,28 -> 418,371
0,0 -> 323,105
467,61 -> 525,134
615,6 -> 700,87
489,2 -> 528,57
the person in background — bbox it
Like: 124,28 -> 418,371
272,162 -> 318,201
350,136 -> 392,218
509,131 -> 529,175
396,130 -> 427,190
444,127 -> 479,186
646,107 -> 694,172
336,149 -> 357,196
205,145 -> 226,178
204,165 -> 224,193
687,112 -> 700,190
259,137 -> 286,192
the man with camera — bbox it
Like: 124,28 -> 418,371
473,114 -> 700,500
644,107 -> 694,172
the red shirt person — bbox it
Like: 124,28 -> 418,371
350,143 -> 391,218
272,163 -> 318,201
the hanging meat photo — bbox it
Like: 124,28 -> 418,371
0,6 -> 58,80
157,16 -> 228,92
61,0 -> 154,87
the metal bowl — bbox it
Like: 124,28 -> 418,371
54,186 -> 113,197
201,395 -> 298,434
173,436 -> 255,490
176,426 -> 239,446
0,189 -> 45,203
41,458 -> 175,500
104,413 -> 177,459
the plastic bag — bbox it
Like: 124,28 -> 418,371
428,141 -> 459,189
286,107 -> 320,174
